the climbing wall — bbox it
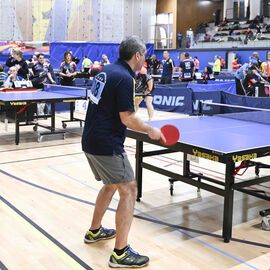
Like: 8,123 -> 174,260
0,0 -> 155,42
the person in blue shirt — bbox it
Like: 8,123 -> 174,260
179,53 -> 195,81
82,36 -> 164,268
235,62 -> 249,95
3,66 -> 23,88
160,50 -> 175,84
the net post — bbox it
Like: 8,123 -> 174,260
198,100 -> 203,115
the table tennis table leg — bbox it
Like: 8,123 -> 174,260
222,162 -> 235,243
70,102 -> 74,121
51,103 -> 55,132
183,153 -> 190,176
136,140 -> 143,202
15,113 -> 19,145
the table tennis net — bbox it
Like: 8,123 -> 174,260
43,84 -> 88,96
200,102 -> 270,125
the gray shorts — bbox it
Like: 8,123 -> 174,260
84,152 -> 135,185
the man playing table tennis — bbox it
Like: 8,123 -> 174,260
82,36 -> 164,268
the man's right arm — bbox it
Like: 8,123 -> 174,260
120,111 -> 165,141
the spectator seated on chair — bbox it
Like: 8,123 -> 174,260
202,66 -> 214,84
3,66 -> 23,89
243,64 -> 267,96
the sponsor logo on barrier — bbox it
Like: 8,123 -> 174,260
232,153 -> 257,162
193,99 -> 213,111
153,95 -> 184,106
192,149 -> 219,162
10,102 -> 27,105
215,79 -> 235,82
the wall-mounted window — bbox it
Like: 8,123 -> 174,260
155,13 -> 173,49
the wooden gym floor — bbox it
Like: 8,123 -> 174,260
0,109 -> 269,270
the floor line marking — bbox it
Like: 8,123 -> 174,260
0,193 -> 93,270
46,166 -> 260,270
1,168 -> 269,252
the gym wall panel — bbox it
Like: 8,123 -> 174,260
33,0 -> 55,41
14,0 -> 33,40
0,0 -> 22,40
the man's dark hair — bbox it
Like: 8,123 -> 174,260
0,64 -> 4,72
194,56 -> 197,59
185,53 -> 189,58
119,36 -> 146,61
37,53 -> 44,59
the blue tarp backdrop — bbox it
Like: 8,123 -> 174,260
50,42 -> 154,70
146,87 -> 193,114
188,81 -> 236,94
140,85 -> 270,115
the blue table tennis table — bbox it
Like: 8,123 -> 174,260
127,103 -> 270,243
0,85 -> 89,144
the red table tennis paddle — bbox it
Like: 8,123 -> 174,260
160,125 -> 180,146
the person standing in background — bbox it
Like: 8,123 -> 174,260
82,56 -> 93,73
194,56 -> 200,72
232,57 -> 241,70
177,32 -> 183,48
134,65 -> 155,121
208,55 -> 221,75
179,53 -> 195,82
160,51 -> 175,84
59,51 -> 77,86
145,55 -> 153,74
151,54 -> 160,75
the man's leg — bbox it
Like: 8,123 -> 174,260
114,180 -> 137,249
90,184 -> 117,230
145,96 -> 154,120
134,98 -> 143,112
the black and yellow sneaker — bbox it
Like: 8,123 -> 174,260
84,227 -> 116,243
108,245 -> 149,268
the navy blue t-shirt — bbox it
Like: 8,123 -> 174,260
161,58 -> 174,79
82,58 -> 135,155
180,59 -> 194,79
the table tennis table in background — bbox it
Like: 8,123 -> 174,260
0,85 -> 89,144
127,101 -> 270,243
